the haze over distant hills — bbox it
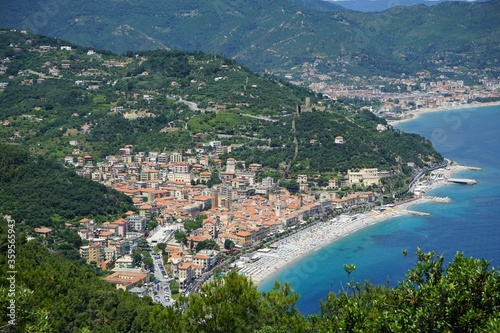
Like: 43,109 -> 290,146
1,0 -> 499,81
323,0 -> 486,12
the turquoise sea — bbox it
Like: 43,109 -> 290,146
259,105 -> 500,315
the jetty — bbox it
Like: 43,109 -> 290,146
447,178 -> 477,185
425,196 -> 452,203
402,210 -> 431,216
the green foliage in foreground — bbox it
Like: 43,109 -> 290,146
1,229 -> 499,333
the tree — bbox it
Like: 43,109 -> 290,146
280,180 -> 299,194
147,219 -> 158,231
138,238 -> 150,253
195,239 -> 220,252
207,170 -> 222,188
224,239 -> 235,250
184,218 -> 202,230
131,249 -> 142,265
170,279 -> 180,296
143,255 -> 154,270
260,281 -> 308,332
174,230 -> 187,244
184,214 -> 207,230
179,270 -> 263,333
316,248 -> 500,332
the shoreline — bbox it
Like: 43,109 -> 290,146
248,207 -> 409,286
243,163 -> 475,287
387,101 -> 500,126
242,102 -> 498,287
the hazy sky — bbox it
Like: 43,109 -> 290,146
325,0 -> 482,12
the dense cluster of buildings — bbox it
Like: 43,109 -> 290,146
69,144 -> 385,292
286,60 -> 500,115
330,77 -> 498,113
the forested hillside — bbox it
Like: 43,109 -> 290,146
1,237 -> 499,332
0,30 -> 443,176
0,144 -> 134,227
0,143 -> 135,260
340,1 -> 500,74
1,0 -> 499,79
226,110 -> 441,174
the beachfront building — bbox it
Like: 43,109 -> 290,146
236,231 -> 253,247
193,249 -> 219,270
347,168 -> 381,187
331,192 -> 375,210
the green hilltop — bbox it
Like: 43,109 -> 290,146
0,30 -> 441,176
0,143 -> 135,261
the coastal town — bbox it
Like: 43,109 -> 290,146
52,144 -> 389,300
29,138 -> 474,306
2,34 -> 492,308
3,0 -> 500,327
284,61 -> 500,118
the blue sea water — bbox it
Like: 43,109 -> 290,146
259,105 -> 500,315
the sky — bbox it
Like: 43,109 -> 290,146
324,0 -> 482,12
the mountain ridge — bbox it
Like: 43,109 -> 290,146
2,0 -> 499,81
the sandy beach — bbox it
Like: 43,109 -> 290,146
243,208 -> 408,285
238,102 -> 496,286
241,162 -> 478,285
388,101 -> 500,126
